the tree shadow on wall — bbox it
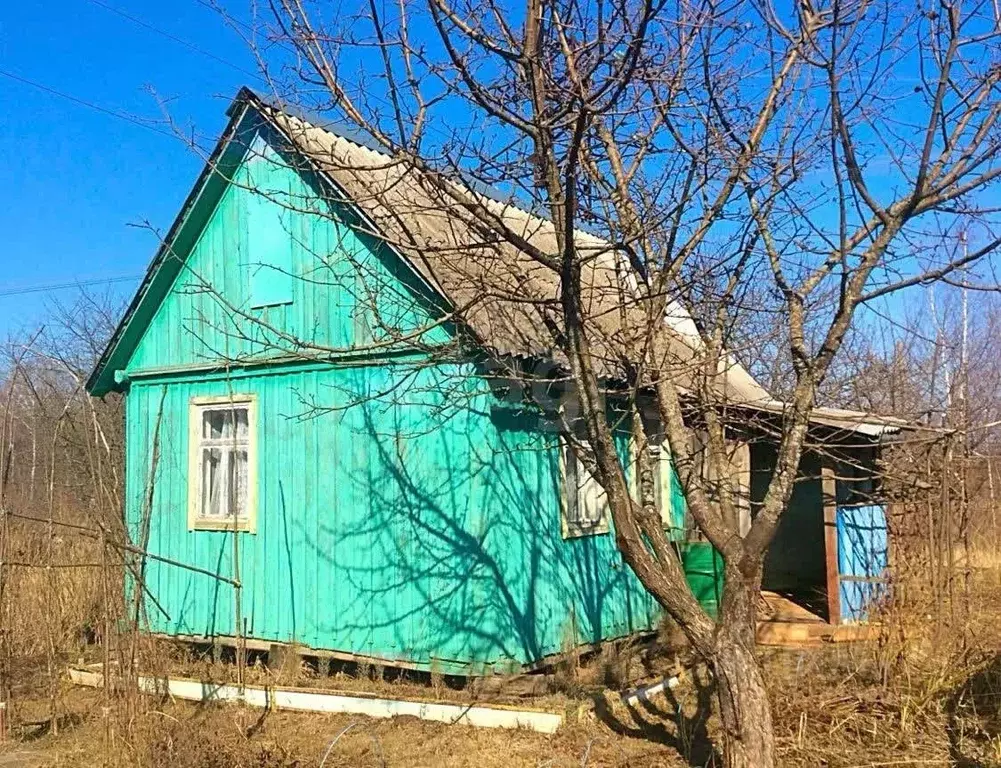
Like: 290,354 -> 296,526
284,367 -> 655,672
302,403 -> 630,668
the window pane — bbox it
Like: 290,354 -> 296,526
202,406 -> 249,441
229,449 -> 249,519
234,408 -> 249,440
201,448 -> 224,518
563,443 -> 578,520
203,409 -> 230,440
652,464 -> 663,514
581,477 -> 607,525
577,470 -> 590,523
643,443 -> 663,514
564,443 -> 606,530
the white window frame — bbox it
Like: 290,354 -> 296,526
559,437 -> 610,539
187,395 -> 258,533
635,429 -> 752,540
635,435 -> 676,526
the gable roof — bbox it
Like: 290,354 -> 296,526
87,87 -> 729,395
86,95 -> 258,395
86,87 -> 908,439
248,90 -> 703,380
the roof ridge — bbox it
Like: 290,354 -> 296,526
239,87 -> 610,246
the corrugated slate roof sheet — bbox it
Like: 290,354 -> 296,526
88,87 -> 909,437
251,91 -> 775,403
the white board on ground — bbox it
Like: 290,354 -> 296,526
68,667 -> 562,734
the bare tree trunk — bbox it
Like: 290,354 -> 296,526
714,638 -> 774,768
712,580 -> 774,768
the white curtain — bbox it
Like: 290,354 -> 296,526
200,406 -> 250,521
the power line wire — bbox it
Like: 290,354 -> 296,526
85,0 -> 262,82
0,68 -> 182,141
0,274 -> 141,299
182,0 -> 480,139
89,0 -> 481,143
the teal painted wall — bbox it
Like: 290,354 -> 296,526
126,122 -> 446,377
119,123 -> 660,670
126,364 -> 659,670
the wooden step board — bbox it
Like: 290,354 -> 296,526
755,591 -> 875,646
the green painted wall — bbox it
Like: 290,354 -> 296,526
126,122 -> 446,377
118,123 -> 660,670
126,364 -> 659,671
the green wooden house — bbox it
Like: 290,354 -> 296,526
86,88 -> 904,672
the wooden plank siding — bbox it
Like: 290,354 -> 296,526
125,365 -> 659,672
120,124 -> 659,672
126,121 -> 448,375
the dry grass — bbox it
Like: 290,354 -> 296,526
1,679 -> 695,767
9,639 -> 998,768
6,498 -> 1001,766
763,548 -> 1001,768
2,519 -> 109,660
4,622 -> 1001,767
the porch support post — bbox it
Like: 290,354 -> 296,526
822,462 -> 841,625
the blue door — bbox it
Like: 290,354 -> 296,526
837,504 -> 888,622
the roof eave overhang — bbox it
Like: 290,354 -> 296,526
86,91 -> 260,396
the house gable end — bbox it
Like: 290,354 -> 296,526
88,99 -> 452,395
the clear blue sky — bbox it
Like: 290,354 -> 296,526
0,1 -> 992,357
0,0 -> 259,339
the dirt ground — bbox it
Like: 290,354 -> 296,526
0,640 -> 994,767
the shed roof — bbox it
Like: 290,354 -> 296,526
750,402 -> 910,438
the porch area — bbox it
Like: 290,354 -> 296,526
755,591 -> 876,646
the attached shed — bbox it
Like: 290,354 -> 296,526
752,406 -> 904,626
